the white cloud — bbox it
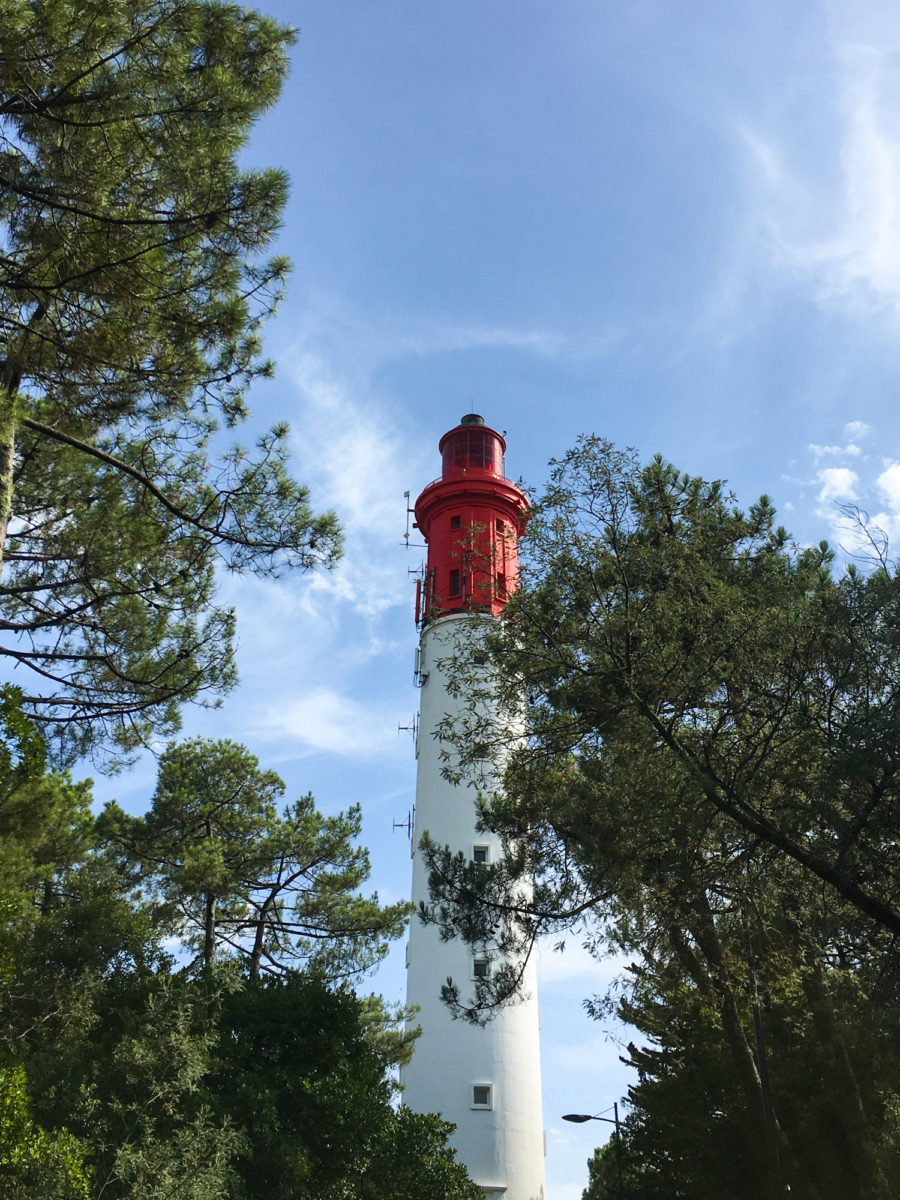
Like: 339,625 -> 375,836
730,23 -> 900,323
286,354 -> 421,535
809,441 -> 862,459
868,509 -> 900,548
797,46 -> 900,314
825,504 -> 898,564
783,432 -> 900,561
251,686 -> 407,759
817,466 -> 859,501
273,352 -> 433,626
876,461 -> 900,509
844,419 -> 872,440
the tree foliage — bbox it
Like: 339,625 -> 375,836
420,437 -> 900,1199
0,745 -> 478,1198
207,974 -> 482,1200
0,0 -> 341,765
0,1064 -> 90,1200
103,737 -> 412,980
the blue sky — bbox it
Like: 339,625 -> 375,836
93,2 -> 900,1196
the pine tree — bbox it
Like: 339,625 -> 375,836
102,738 -> 411,980
0,0 -> 340,763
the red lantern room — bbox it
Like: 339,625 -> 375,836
413,414 -> 529,624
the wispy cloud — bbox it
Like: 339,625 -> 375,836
275,351 -> 432,626
809,442 -> 861,458
197,341 -> 432,768
286,354 -> 423,534
283,292 -> 622,377
251,685 -> 408,760
731,12 -> 900,322
396,320 -> 625,364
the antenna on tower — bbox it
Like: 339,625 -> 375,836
403,492 -> 427,549
402,491 -> 411,547
413,646 -> 429,687
402,491 -> 426,549
393,808 -> 414,842
398,714 -> 419,741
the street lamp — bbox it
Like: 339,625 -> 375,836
563,1103 -> 624,1200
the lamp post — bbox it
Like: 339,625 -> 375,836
563,1104 -> 624,1200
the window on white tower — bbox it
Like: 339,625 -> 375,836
472,1083 -> 493,1109
472,845 -> 489,864
473,957 -> 491,980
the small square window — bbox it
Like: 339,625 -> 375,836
473,957 -> 490,980
473,845 -> 489,864
451,515 -> 461,529
472,1084 -> 492,1109
496,518 -> 505,531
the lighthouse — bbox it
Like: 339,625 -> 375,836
402,415 -> 546,1200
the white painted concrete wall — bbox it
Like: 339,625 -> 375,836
402,614 -> 546,1200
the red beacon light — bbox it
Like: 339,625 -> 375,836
413,414 -> 529,624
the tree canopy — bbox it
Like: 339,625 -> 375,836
0,745 -> 480,1198
0,0 -> 340,765
102,737 -> 411,981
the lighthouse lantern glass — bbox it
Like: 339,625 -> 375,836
442,427 -> 503,476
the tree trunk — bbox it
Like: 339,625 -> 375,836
667,922 -> 773,1156
791,917 -> 891,1200
249,890 -> 278,981
0,393 -> 18,581
0,303 -> 47,581
204,891 -> 216,971
670,892 -> 823,1200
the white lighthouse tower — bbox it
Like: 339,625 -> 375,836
402,414 -> 545,1200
